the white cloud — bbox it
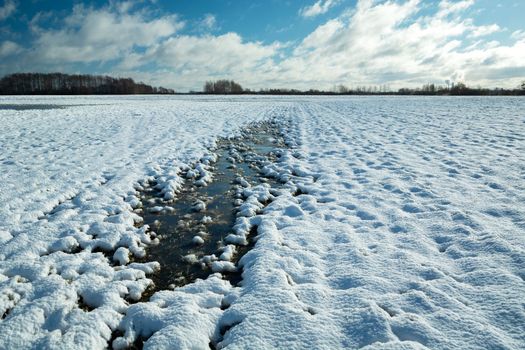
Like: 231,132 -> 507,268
437,0 -> 475,18
0,0 -> 15,21
31,4 -> 183,63
300,0 -> 339,18
113,7 -> 282,89
200,14 -> 217,31
511,30 -> 525,40
2,0 -> 524,90
469,23 -> 500,37
276,0 -> 525,89
0,40 -> 21,57
119,32 -> 280,89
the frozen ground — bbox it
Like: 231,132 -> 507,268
0,95 -> 524,349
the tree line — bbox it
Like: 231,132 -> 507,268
0,73 -> 175,95
1,74 -> 523,95
203,80 -> 243,94
396,82 -> 525,96
200,80 -> 525,96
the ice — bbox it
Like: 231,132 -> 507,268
211,261 -> 237,273
192,200 -> 207,212
1,95 -> 524,349
182,254 -> 198,264
192,236 -> 205,245
200,216 -> 212,224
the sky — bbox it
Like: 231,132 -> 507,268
0,0 -> 524,91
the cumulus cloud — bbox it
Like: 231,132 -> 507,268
0,40 -> 21,57
0,0 -> 16,21
119,32 -> 280,90
148,33 -> 277,71
276,0 -> 525,89
300,0 -> 339,18
1,0 -> 524,90
30,4 -> 183,63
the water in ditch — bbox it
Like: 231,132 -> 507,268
136,123 -> 285,292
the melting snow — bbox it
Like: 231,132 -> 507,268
1,95 -> 524,349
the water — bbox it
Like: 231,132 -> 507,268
137,122 -> 285,292
0,104 -> 67,110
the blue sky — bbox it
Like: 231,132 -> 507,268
0,0 -> 524,91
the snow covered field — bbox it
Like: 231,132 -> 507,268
0,95 -> 524,349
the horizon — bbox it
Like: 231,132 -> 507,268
1,0 -> 524,92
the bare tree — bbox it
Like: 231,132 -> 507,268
202,79 -> 244,94
337,84 -> 349,94
0,73 -> 174,94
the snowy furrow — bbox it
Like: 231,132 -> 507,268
1,96 -> 524,349
216,97 -> 525,349
0,95 -> 289,348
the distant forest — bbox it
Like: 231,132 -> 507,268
201,80 -> 525,96
0,73 -> 175,95
203,80 -> 243,94
1,74 -> 523,95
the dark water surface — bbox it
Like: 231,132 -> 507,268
137,123 -> 284,292
0,104 -> 68,110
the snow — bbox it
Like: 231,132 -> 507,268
0,95 -> 272,348
114,274 -> 231,350
211,261 -> 237,273
1,95 -> 524,349
219,245 -> 237,261
192,200 -> 207,212
192,236 -> 205,245
217,96 -> 525,349
113,247 -> 130,265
